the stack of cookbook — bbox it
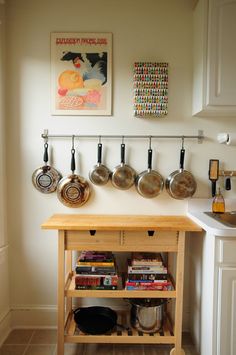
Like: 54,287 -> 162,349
75,251 -> 118,290
125,252 -> 172,290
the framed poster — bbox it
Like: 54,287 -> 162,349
51,32 -> 112,116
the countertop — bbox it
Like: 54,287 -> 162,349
41,214 -> 202,232
187,199 -> 236,237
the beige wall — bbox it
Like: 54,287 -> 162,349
0,1 -> 10,345
3,0 -> 236,328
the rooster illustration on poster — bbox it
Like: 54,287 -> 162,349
51,33 -> 112,116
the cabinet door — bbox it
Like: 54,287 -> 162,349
217,267 -> 236,355
208,0 -> 236,108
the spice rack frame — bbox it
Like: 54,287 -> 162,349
41,214 -> 202,355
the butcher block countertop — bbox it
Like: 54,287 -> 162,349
41,214 -> 202,232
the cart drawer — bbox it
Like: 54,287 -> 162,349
65,230 -> 120,250
122,231 -> 179,251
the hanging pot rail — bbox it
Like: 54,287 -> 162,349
41,129 -> 204,143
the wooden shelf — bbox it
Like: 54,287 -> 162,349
65,311 -> 175,344
65,274 -> 176,298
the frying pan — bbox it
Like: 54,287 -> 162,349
57,143 -> 90,207
32,142 -> 61,193
135,148 -> 164,198
165,148 -> 197,199
111,143 -> 136,190
89,143 -> 110,186
74,306 -> 117,335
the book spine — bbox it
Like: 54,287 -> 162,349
75,266 -> 116,274
125,285 -> 172,291
128,267 -> 167,274
75,275 -> 118,286
125,281 -> 171,287
128,273 -> 168,281
75,285 -> 117,290
76,261 -> 115,266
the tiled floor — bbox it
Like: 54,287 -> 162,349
0,329 -> 199,355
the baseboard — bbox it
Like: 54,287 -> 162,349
10,305 -> 57,329
0,309 -> 11,346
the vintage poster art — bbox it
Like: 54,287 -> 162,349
51,32 -> 112,116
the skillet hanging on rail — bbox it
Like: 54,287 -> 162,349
165,138 -> 197,199
57,136 -> 90,207
89,139 -> 110,186
111,140 -> 136,190
32,141 -> 61,193
135,138 -> 164,198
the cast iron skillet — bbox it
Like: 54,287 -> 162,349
57,144 -> 90,208
89,143 -> 110,186
74,306 -> 118,335
165,148 -> 197,199
32,142 -> 61,194
111,143 -> 136,190
135,148 -> 164,198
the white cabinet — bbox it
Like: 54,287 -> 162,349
216,238 -> 236,355
189,233 -> 236,355
192,0 -> 236,117
217,266 -> 236,355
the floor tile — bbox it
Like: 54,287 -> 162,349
24,345 -> 56,355
30,330 -> 57,344
64,343 -> 84,355
63,344 -> 85,355
0,345 -> 27,355
114,344 -> 144,355
3,330 -> 34,345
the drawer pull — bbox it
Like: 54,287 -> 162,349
148,230 -> 155,237
89,230 -> 96,236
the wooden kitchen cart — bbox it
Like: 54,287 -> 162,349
41,214 -> 202,355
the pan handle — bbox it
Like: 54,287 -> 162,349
71,148 -> 76,174
179,148 -> 185,170
97,143 -> 102,164
43,143 -> 49,164
148,149 -> 153,170
121,143 -> 125,164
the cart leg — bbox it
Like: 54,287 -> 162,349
65,250 -> 72,317
57,230 -> 65,355
173,231 -> 186,355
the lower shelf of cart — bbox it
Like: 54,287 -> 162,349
65,311 -> 175,344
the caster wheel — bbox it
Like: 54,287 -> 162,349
170,348 -> 185,355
